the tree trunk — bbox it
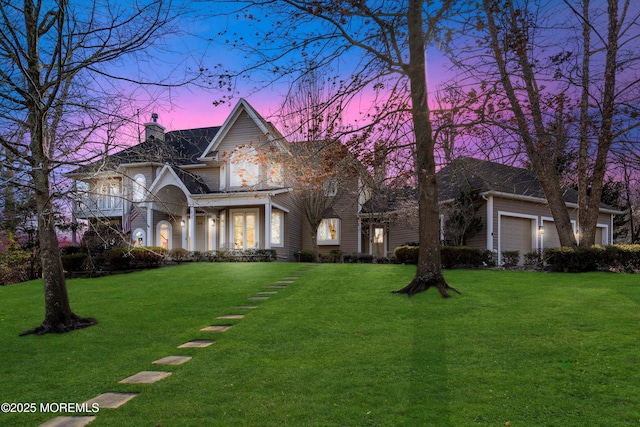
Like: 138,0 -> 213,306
394,0 -> 459,298
20,114 -> 96,336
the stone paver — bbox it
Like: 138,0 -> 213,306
178,339 -> 215,348
84,392 -> 139,409
281,277 -> 299,280
217,314 -> 245,319
268,285 -> 287,289
247,296 -> 269,301
235,305 -> 257,309
39,416 -> 96,427
152,355 -> 192,366
276,280 -> 294,284
257,291 -> 278,295
200,324 -> 233,332
118,371 -> 172,384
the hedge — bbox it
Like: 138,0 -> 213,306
544,244 -> 640,273
441,246 -> 484,268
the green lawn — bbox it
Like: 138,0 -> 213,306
1,264 -> 639,426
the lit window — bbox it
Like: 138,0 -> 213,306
132,174 -> 146,202
230,147 -> 259,187
271,210 -> 284,246
268,161 -> 284,187
317,218 -> 340,245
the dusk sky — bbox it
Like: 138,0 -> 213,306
130,1 -> 452,133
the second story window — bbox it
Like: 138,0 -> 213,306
97,180 -> 122,210
132,174 -> 146,202
230,147 -> 259,187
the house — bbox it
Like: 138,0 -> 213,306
68,99 -> 364,260
361,157 -> 621,265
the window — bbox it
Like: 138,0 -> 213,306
317,218 -> 340,245
231,209 -> 258,250
271,209 -> 284,246
133,228 -> 146,246
268,161 -> 284,187
157,221 -> 172,249
219,211 -> 226,248
132,174 -> 146,202
230,147 -> 259,187
220,164 -> 226,190
323,179 -> 338,196
97,181 -> 122,210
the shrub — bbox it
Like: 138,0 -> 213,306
319,249 -> 342,263
357,253 -> 374,263
0,249 -> 33,285
103,247 -> 131,270
130,247 -> 166,268
61,253 -> 88,272
524,251 -> 543,270
601,244 -> 640,272
544,246 -> 604,272
375,256 -> 390,264
440,246 -> 484,268
169,247 -> 190,263
501,250 -> 520,268
394,245 -> 419,264
295,249 -> 317,262
482,250 -> 497,267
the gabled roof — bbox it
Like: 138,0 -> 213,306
68,126 -> 220,176
146,164 -> 211,198
437,156 -> 571,202
362,157 -> 617,214
199,98 -> 286,159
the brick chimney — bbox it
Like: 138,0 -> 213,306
145,113 -> 165,141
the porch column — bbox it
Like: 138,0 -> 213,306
189,206 -> 196,252
181,214 -> 187,250
146,206 -> 153,247
264,202 -> 271,249
357,217 -> 362,253
486,195 -> 494,252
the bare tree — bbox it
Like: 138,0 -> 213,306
450,0 -> 640,246
218,0 -> 460,297
0,0 -> 199,335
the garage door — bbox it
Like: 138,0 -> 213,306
542,221 -> 561,249
500,216 -> 533,265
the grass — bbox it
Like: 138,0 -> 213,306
1,263 -> 639,426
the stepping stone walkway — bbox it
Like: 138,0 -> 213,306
39,416 -> 96,427
39,267 -> 312,426
217,314 -> 245,319
200,324 -> 233,332
152,355 -> 192,366
119,371 -> 172,384
178,339 -> 215,348
84,392 -> 139,409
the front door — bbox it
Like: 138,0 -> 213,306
232,209 -> 258,250
372,225 -> 386,258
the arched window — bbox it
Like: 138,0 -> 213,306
157,221 -> 172,249
133,228 -> 146,246
132,174 -> 146,202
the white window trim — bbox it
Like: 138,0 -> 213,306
271,209 -> 284,247
230,208 -> 260,250
156,220 -> 172,249
132,173 -> 146,202
317,218 -> 341,245
133,228 -> 146,246
230,147 -> 259,188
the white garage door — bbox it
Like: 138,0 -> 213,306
500,216 -> 533,265
543,221 -> 561,249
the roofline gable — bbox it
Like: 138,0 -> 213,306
146,164 -> 192,197
199,98 -> 284,160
